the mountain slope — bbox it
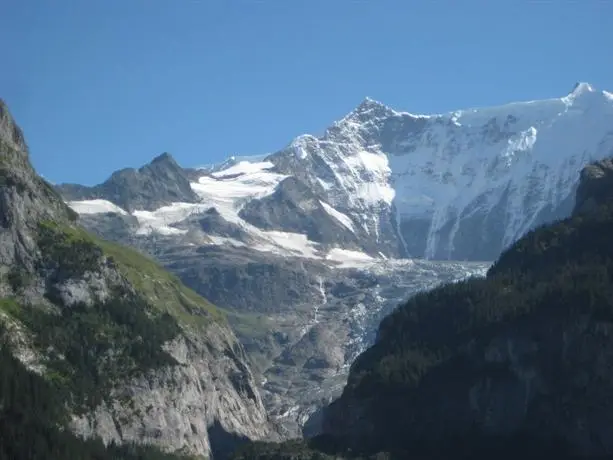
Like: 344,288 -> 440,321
56,155 -> 486,435
267,83 -> 613,260
54,84 -> 613,435
231,155 -> 613,459
0,99 -> 275,459
314,155 -> 613,457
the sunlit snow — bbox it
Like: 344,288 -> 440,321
320,201 -> 355,232
68,199 -> 128,215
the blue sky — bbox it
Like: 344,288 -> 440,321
1,1 -> 611,185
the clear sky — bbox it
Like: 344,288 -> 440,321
1,0 -> 611,185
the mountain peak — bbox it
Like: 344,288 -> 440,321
568,81 -> 595,97
354,96 -> 391,114
150,151 -> 178,166
339,97 -> 396,125
57,151 -> 200,212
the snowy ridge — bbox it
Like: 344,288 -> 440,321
67,82 -> 613,262
194,153 -> 271,174
385,83 -> 613,258
266,82 -> 613,259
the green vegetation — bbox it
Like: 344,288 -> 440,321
0,106 -> 217,459
0,328 -> 194,460
36,220 -> 103,279
7,267 -> 32,292
0,219 -> 219,458
231,439 -> 393,460
14,219 -> 230,412
226,311 -> 271,340
0,298 -> 21,317
36,220 -> 224,324
231,440 -> 336,460
14,295 -> 180,412
98,238 -> 224,324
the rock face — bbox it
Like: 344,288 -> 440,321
128,238 -> 488,437
574,157 -> 613,214
71,325 -> 270,460
0,99 -> 275,459
319,156 -> 613,457
238,176 -> 361,250
57,152 -> 201,212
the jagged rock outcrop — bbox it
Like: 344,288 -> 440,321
0,99 -> 275,459
56,152 -> 201,212
238,176 -> 361,249
574,157 -> 613,214
0,99 -> 28,152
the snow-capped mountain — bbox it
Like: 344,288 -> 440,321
267,82 -> 613,260
59,82 -> 613,262
55,82 -> 613,434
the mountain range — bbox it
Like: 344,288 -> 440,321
1,81 -> 613,459
59,82 -> 613,261
54,82 -> 613,434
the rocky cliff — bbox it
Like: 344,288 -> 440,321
0,99 -> 275,459
574,156 -> 613,214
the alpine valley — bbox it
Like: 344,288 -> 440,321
53,82 -> 613,440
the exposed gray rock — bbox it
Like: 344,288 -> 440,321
77,212 -> 140,240
56,152 -> 201,212
174,207 -> 252,241
0,99 -> 28,152
55,205 -> 489,437
574,156 -> 613,214
71,325 -> 275,458
175,249 -> 329,314
267,135 -> 403,259
238,176 -> 360,250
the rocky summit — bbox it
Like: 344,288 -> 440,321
53,83 -> 613,439
0,99 -> 277,459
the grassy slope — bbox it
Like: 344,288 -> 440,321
37,219 -> 226,326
